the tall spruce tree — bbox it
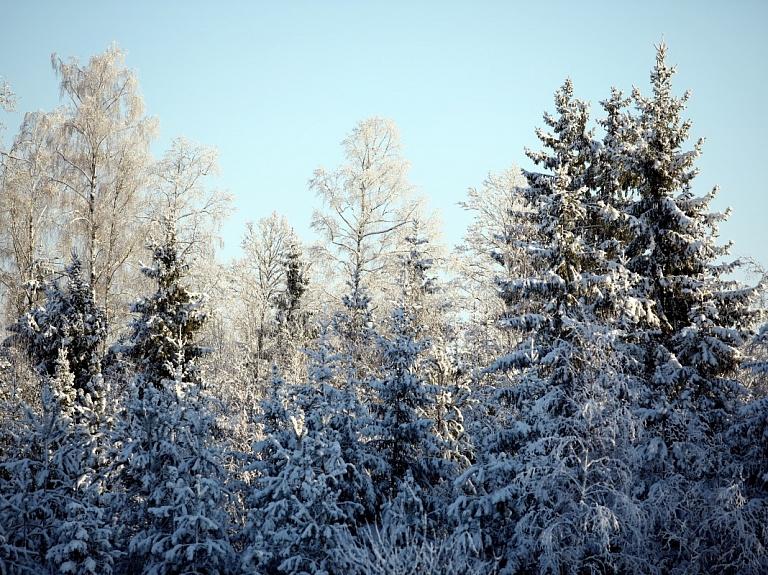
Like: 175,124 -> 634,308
454,79 -> 647,574
110,219 -> 234,575
604,41 -> 760,573
274,237 -> 314,381
120,220 -> 207,390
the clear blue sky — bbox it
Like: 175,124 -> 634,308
1,1 -> 766,276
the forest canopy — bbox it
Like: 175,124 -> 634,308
0,41 -> 767,575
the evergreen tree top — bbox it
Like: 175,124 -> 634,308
121,219 -> 208,389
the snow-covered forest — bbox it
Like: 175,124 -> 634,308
1,41 -> 767,575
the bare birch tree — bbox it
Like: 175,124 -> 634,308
146,136 -> 232,263
0,111 -> 61,322
231,212 -> 296,381
310,117 -> 425,307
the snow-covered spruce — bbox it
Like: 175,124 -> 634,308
108,221 -> 235,575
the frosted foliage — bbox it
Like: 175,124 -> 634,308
0,359 -> 114,575
243,363 -> 365,575
331,266 -> 379,380
618,44 -> 757,513
1,39 -> 768,575
243,430 -> 353,574
367,306 -> 453,496
230,211 -> 309,382
456,327 -> 646,574
7,254 -> 108,425
148,136 -> 232,263
108,224 -> 233,574
310,117 -> 426,303
50,43 -> 158,337
114,375 -> 234,575
121,221 -> 207,388
450,43 -> 765,574
0,109 -> 62,325
334,525 -> 494,575
455,164 -> 533,343
305,322 -> 341,388
0,75 -> 16,115
394,224 -> 457,391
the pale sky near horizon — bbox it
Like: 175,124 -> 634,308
1,1 -> 766,278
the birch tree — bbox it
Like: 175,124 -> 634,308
454,165 -> 533,370
147,136 -> 231,263
232,211 -> 297,381
50,43 -> 157,335
0,110 -> 61,323
310,117 -> 425,306
0,74 -> 15,131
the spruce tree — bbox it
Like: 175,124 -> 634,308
242,343 -> 367,575
367,305 -> 447,498
120,221 -> 207,391
333,267 -> 376,381
274,237 -> 313,380
597,41 -> 760,573
110,220 -> 234,574
622,40 -> 755,485
454,79 -> 646,574
400,230 -> 473,481
0,351 -> 115,575
7,253 -> 107,426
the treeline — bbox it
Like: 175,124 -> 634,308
0,41 -> 767,575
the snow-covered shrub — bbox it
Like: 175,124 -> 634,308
334,481 -> 496,575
